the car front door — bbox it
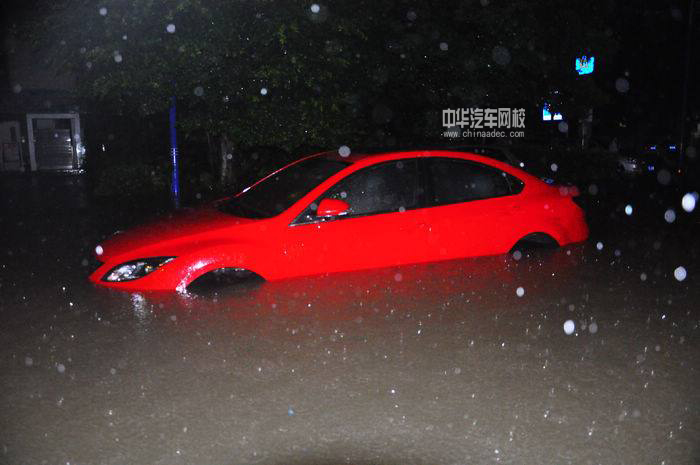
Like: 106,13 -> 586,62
284,159 -> 429,277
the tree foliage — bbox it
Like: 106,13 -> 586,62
30,0 -> 617,152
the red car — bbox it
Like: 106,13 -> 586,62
90,150 -> 588,291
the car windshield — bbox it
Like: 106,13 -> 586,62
220,157 -> 349,219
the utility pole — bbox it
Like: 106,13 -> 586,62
679,0 -> 695,171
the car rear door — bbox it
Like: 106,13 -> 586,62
283,159 -> 430,277
421,157 -> 524,260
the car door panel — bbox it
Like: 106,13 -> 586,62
423,196 -> 520,260
284,207 -> 429,277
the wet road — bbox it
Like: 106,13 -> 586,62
1,173 -> 699,465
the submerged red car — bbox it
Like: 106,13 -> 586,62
90,150 -> 589,291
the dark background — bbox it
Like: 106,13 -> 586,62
0,0 -> 698,199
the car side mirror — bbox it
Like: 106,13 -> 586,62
316,198 -> 350,217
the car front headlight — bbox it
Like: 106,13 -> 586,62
102,257 -> 175,282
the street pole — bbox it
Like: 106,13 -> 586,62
169,95 -> 180,209
679,0 -> 695,172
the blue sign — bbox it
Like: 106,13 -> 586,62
575,56 -> 595,75
542,103 -> 563,122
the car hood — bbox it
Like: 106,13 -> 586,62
97,205 -> 256,261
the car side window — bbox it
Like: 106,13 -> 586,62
293,159 -> 420,224
426,158 -> 521,206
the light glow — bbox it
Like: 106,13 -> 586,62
575,56 -> 595,75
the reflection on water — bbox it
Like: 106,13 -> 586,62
133,246 -> 584,326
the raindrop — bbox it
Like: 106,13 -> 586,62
563,320 -> 575,335
480,0 -> 489,6
657,169 -> 671,185
512,250 -> 522,261
57,363 -> 66,374
588,322 -> 598,334
12,83 -> 22,94
673,266 -> 687,282
439,42 -> 448,51
624,204 -> 633,216
113,53 -> 123,63
640,272 -> 647,281
557,121 -> 568,133
287,406 -> 295,416
406,10 -> 417,21
25,356 -> 33,367
394,273 -> 402,282
664,209 -> 676,223
596,241 -> 603,251
550,163 -> 558,172
310,3 -> 320,13
681,193 -> 696,212
260,87 -> 268,96
588,184 -> 598,195
166,23 -> 176,33
338,145 -> 351,157
615,77 -> 630,93
95,245 -> 103,255
492,46 -> 511,66
194,86 -> 204,97
686,146 -> 697,160
99,7 -> 107,16
515,286 -> 525,297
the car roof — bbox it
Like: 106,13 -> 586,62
310,148 -> 546,188
315,146 -> 516,164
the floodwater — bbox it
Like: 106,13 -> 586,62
1,174 -> 698,465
